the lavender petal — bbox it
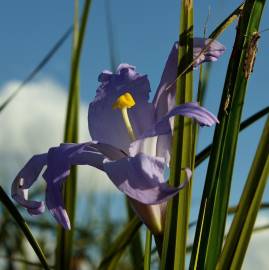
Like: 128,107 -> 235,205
88,64 -> 155,152
11,154 -> 47,215
103,153 -> 192,204
141,102 -> 219,138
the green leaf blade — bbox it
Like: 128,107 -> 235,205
55,1 -> 92,269
98,216 -> 142,270
190,1 -> 266,269
144,230 -> 152,270
0,187 -> 50,270
161,1 -> 194,269
217,116 -> 269,270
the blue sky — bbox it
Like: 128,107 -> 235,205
1,1 -> 268,103
0,0 -> 269,267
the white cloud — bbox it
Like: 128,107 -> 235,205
222,213 -> 269,269
187,213 -> 269,269
0,78 -> 118,194
243,214 -> 269,270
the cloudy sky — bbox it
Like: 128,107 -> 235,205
0,0 -> 268,268
0,79 -> 118,194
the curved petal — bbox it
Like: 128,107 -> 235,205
12,142 -> 115,228
130,102 -> 218,162
43,145 -> 75,185
140,102 -> 219,138
103,153 -> 191,204
45,184 -> 71,230
153,38 -> 225,121
42,143 -> 107,228
88,64 -> 155,152
152,42 -> 178,122
193,38 -> 225,68
11,154 -> 47,215
42,142 -> 126,228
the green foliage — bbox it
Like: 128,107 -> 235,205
190,1 -> 266,269
55,1 -> 92,269
196,106 -> 269,167
98,216 -> 142,270
161,2 -> 194,270
144,230 -> 152,270
217,116 -> 269,269
0,187 -> 50,269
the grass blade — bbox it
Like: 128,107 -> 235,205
98,216 -> 142,270
187,222 -> 269,255
161,1 -> 193,269
0,254 -> 53,269
165,2 -> 244,91
0,27 -> 72,114
55,1 -> 91,269
127,203 -> 144,270
189,202 -> 269,229
196,106 -> 269,167
190,1 -> 266,269
209,2 -> 244,39
144,230 -> 152,270
0,186 -> 50,270
217,115 -> 269,269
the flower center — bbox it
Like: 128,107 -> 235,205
112,92 -> 136,141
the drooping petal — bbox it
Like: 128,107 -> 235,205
45,184 -> 71,230
153,38 -> 225,121
11,154 -> 47,215
152,42 -> 178,122
42,145 -> 75,186
139,102 -> 219,139
12,142 -> 111,228
42,142 -> 108,228
103,153 -> 191,204
88,64 -> 155,152
129,102 -> 218,163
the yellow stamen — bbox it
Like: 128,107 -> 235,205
113,92 -> 136,141
121,107 -> 136,141
112,92 -> 136,110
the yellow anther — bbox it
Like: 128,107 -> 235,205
112,92 -> 136,110
112,92 -> 136,141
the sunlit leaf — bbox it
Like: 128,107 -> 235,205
98,216 -> 142,270
161,1 -> 194,270
190,1 -> 266,269
217,116 -> 269,269
55,0 -> 92,269
0,186 -> 50,270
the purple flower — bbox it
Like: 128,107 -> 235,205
11,38 -> 223,233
